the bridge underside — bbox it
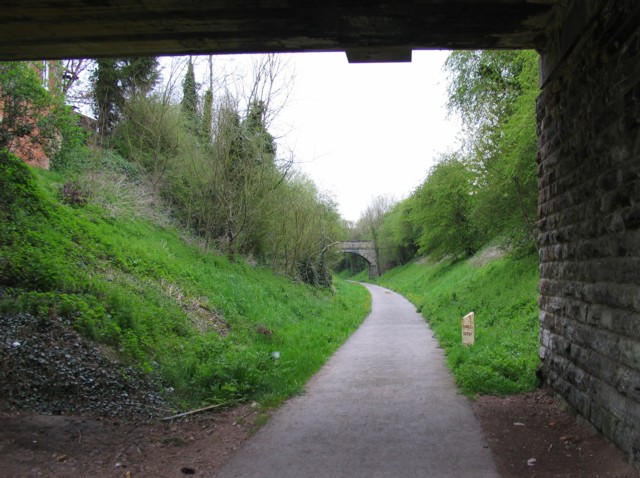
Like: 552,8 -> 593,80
0,1 -> 559,62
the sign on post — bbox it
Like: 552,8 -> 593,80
462,312 -> 475,346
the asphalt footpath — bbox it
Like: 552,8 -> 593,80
214,283 -> 499,478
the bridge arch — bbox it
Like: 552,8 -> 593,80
335,241 -> 379,279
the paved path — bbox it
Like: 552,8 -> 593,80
215,283 -> 499,478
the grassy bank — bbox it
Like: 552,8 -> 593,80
0,152 -> 370,408
335,268 -> 369,282
374,250 -> 540,396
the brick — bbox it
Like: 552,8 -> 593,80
538,0 -> 640,463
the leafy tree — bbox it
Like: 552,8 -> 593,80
364,51 -> 539,265
92,59 -> 120,140
445,50 -> 531,147
263,173 -> 344,284
0,62 -> 54,151
116,93 -> 184,199
377,200 -> 418,268
181,59 -> 198,129
410,154 -> 478,258
118,57 -> 159,97
446,50 -> 539,247
358,195 -> 395,267
99,53 -> 340,285
91,57 -> 159,142
244,100 -> 276,159
201,89 -> 213,143
205,98 -> 285,258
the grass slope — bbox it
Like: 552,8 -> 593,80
0,153 -> 370,408
375,252 -> 540,396
335,268 -> 369,282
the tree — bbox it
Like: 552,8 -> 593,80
444,50 -> 539,248
410,154 -> 478,258
358,195 -> 395,268
201,89 -> 213,143
360,51 -> 539,264
117,93 -> 184,200
118,57 -> 159,97
377,200 -> 418,268
181,59 -> 198,129
204,96 -> 285,258
109,53 -> 341,285
243,54 -> 294,129
92,59 -> 120,140
244,100 -> 277,162
61,59 -> 93,99
0,63 -> 52,151
91,57 -> 159,142
445,50 -> 530,149
263,173 -> 344,285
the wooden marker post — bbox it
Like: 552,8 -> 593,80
462,312 -> 475,346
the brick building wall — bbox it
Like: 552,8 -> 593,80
0,61 -> 64,169
538,0 -> 640,465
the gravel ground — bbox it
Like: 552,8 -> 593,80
0,312 -> 171,421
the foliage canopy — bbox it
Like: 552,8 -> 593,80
354,50 -> 540,269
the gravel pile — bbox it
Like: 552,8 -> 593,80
0,312 -> 172,421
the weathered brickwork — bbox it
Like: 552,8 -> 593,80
538,0 -> 640,466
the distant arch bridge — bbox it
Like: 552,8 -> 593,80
335,241 -> 379,279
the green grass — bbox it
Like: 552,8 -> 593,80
335,267 -> 369,282
375,253 -> 540,396
0,152 -> 370,408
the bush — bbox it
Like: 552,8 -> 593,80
0,150 -> 42,219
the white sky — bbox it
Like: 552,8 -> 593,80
169,51 -> 461,222
269,51 -> 461,223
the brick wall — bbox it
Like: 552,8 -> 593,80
538,0 -> 640,466
0,97 -> 53,169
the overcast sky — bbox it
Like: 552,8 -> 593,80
277,51 -> 460,222
170,50 -> 461,223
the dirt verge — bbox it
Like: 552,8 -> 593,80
473,389 -> 638,478
2,390 -> 638,477
0,404 -> 260,478
1,312 -> 637,477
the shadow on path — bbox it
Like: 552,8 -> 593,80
215,283 -> 499,478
